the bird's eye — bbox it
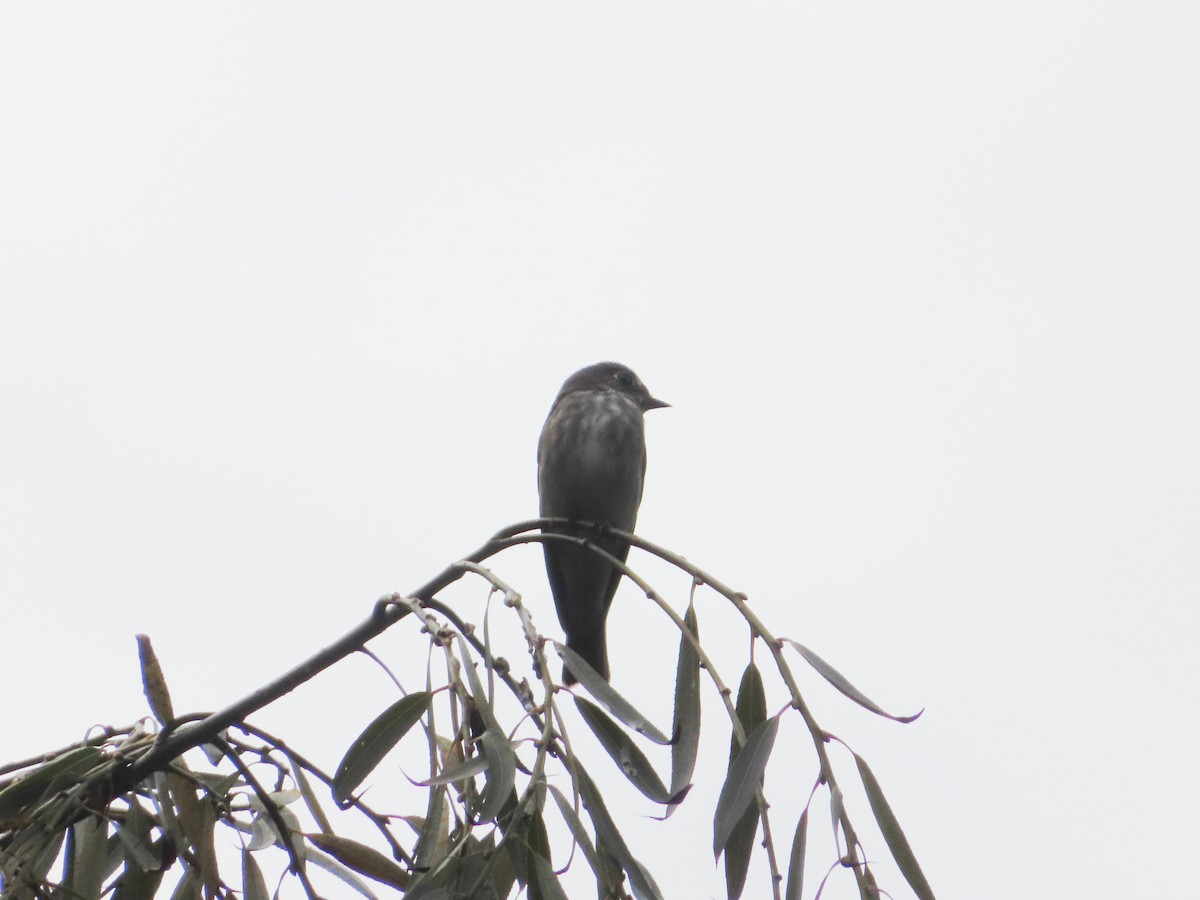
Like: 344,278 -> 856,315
615,370 -> 635,387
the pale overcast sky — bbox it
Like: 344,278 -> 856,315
2,5 -> 1197,899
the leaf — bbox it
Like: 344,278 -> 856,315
306,846 -> 383,899
136,634 -> 175,725
785,639 -> 923,723
547,785 -> 599,873
731,662 -> 767,758
723,802 -> 758,900
0,746 -> 102,822
166,772 -> 219,894
525,838 -> 570,900
575,767 -> 664,900
115,802 -> 159,873
457,635 -> 502,733
713,715 -> 780,859
415,754 -> 491,787
242,848 -> 269,900
332,691 -> 431,806
574,697 -> 674,804
307,833 -> 409,891
287,753 -> 332,836
112,851 -> 166,900
65,814 -> 117,899
413,784 -> 448,871
668,603 -> 701,815
169,869 -> 201,900
785,809 -> 808,900
474,730 -> 517,824
553,641 -> 671,744
854,754 -> 936,900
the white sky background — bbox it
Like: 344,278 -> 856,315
2,4 -> 1198,898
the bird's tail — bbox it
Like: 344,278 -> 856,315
562,631 -> 609,685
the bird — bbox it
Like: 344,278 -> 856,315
537,362 -> 668,685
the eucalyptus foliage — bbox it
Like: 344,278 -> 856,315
0,520 -> 933,899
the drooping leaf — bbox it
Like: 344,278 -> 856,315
547,785 -> 599,872
413,784 -> 448,871
723,802 -> 758,900
457,635 -> 502,734
554,642 -> 670,744
500,792 -> 553,894
65,814 -> 117,899
829,784 -> 848,856
668,603 -> 702,815
854,753 -> 936,900
785,639 -> 923,723
731,662 -> 767,758
785,809 -> 808,900
167,772 -> 219,894
111,848 -> 167,900
575,767 -> 664,900
474,730 -> 517,824
574,697 -> 674,804
307,832 -> 409,891
526,838 -> 570,900
287,753 -> 332,836
115,801 -> 159,873
241,848 -> 269,900
332,691 -> 431,806
713,715 -> 780,859
415,754 -> 491,787
306,846 -> 383,899
169,869 -> 201,900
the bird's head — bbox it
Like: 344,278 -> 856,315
558,362 -> 669,413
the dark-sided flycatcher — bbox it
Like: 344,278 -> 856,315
537,362 -> 668,684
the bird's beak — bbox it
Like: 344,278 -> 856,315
643,396 -> 670,411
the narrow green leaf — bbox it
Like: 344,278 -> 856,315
242,848 -> 269,900
413,784 -> 448,871
112,849 -> 166,900
854,754 -> 936,900
116,802 -> 159,872
830,784 -> 847,855
554,641 -> 670,744
785,639 -> 923,723
785,809 -> 808,900
574,697 -> 674,804
170,870 -> 201,900
500,790 -> 554,894
575,767 -> 664,900
668,603 -> 701,813
474,730 -> 517,824
731,663 -> 767,758
332,691 -> 431,806
416,753 -> 491,787
547,785 -> 599,872
527,839 -> 570,900
307,846 -> 384,899
713,715 -> 780,858
457,635 -> 502,733
307,832 -> 409,891
287,753 -> 332,837
65,814 -> 112,899
723,802 -> 758,900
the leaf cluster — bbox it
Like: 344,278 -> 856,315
0,520 -> 935,900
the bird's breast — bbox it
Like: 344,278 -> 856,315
538,391 -> 647,527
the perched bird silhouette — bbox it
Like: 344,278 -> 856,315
537,362 -> 668,684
